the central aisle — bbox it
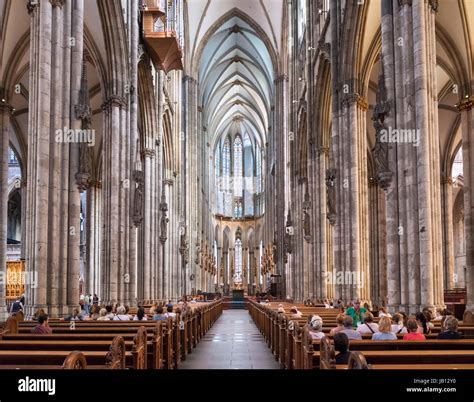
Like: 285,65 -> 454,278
179,310 -> 280,369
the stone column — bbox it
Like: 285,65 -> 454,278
274,74 -> 289,297
141,149 -> 155,300
381,0 -> 444,313
458,96 -> 474,310
86,181 -> 101,297
442,176 -> 455,290
0,102 -> 12,319
25,0 -> 83,317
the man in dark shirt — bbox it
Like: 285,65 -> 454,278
10,297 -> 23,315
437,316 -> 462,339
334,332 -> 351,364
31,314 -> 53,335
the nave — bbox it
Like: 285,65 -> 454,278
179,310 -> 279,370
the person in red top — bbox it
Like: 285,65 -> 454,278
31,314 -> 53,335
403,318 -> 426,340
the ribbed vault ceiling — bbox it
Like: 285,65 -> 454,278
199,16 -> 274,150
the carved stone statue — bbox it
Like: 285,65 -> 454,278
303,210 -> 311,241
195,243 -> 201,265
132,170 -> 144,227
159,213 -> 168,243
75,56 -> 93,192
371,61 -> 393,190
179,226 -> 189,264
326,168 -> 336,225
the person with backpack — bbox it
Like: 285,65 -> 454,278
10,296 -> 23,315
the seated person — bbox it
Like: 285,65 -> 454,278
308,315 -> 325,339
97,308 -> 110,321
345,300 -> 367,328
113,305 -> 131,321
415,312 -> 430,335
372,316 -> 397,340
153,306 -> 167,321
378,306 -> 392,318
31,314 -> 52,335
356,312 -> 379,334
290,306 -> 302,318
403,318 -> 426,341
329,313 -> 345,336
65,308 -> 84,321
165,299 -> 173,309
164,305 -> 176,319
340,316 -> 362,340
334,332 -> 351,364
437,316 -> 462,339
133,307 -> 148,321
391,313 -> 408,334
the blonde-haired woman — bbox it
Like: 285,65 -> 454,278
372,316 -> 397,340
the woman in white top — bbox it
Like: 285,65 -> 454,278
372,317 -> 397,340
356,312 -> 379,334
113,305 -> 131,321
390,313 -> 407,334
378,306 -> 392,318
309,315 -> 325,340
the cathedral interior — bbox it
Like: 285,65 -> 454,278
0,0 -> 473,322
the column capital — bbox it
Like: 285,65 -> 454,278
317,147 -> 329,157
274,74 -> 288,84
441,175 -> 453,185
141,148 -> 156,159
101,94 -> 127,112
398,0 -> 412,7
456,95 -> 474,112
50,0 -> 65,8
342,93 -> 368,111
27,0 -> 38,14
428,0 -> 439,12
183,75 -> 197,85
89,180 -> 102,189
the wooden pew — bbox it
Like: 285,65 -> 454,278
0,336 -> 125,369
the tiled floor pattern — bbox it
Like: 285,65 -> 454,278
179,310 -> 280,369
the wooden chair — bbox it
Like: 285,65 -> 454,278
348,351 -> 371,369
106,336 -> 126,369
62,351 -> 87,369
320,336 -> 336,369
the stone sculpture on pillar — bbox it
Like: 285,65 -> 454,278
303,188 -> 312,242
132,170 -> 144,226
179,225 -> 189,264
371,61 -> 393,191
326,168 -> 336,225
75,56 -> 93,192
159,192 -> 168,244
284,209 -> 294,263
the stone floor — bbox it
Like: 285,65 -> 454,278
179,310 -> 280,369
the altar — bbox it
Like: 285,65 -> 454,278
232,289 -> 244,301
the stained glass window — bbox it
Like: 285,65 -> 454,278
235,239 -> 242,283
234,136 -> 243,194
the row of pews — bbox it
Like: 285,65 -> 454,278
248,300 -> 474,370
0,300 -> 222,369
